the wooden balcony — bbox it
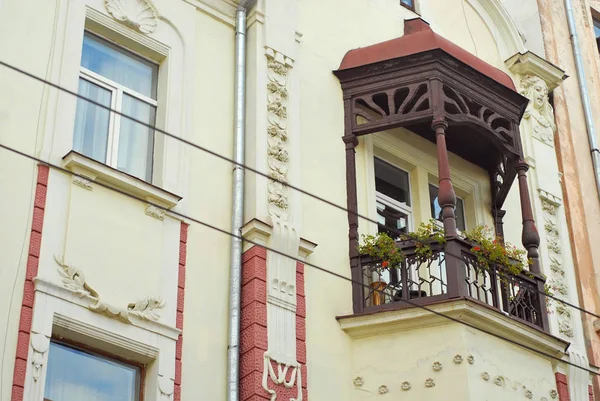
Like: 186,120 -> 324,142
356,237 -> 549,332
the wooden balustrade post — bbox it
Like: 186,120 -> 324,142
433,119 -> 458,238
516,161 -> 541,274
432,119 -> 466,298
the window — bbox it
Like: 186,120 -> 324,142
374,157 -> 412,239
429,184 -> 466,231
594,17 -> 600,52
400,0 -> 415,11
73,32 -> 158,182
44,341 -> 142,401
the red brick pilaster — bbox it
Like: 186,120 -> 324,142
240,246 -> 269,401
239,246 -> 309,401
11,165 -> 49,401
556,373 -> 570,401
174,222 -> 188,401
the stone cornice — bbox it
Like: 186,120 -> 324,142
241,218 -> 317,259
338,298 -> 569,358
505,51 -> 568,91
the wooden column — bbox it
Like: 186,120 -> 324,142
433,119 -> 458,237
343,96 -> 361,312
516,161 -> 541,274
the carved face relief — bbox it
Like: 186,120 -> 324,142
520,75 -> 557,137
532,82 -> 548,110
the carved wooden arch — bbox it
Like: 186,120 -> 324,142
335,49 -> 528,212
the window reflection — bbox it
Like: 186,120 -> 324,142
44,342 -> 141,401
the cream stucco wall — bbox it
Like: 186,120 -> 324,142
0,0 -> 63,398
0,0 -> 593,400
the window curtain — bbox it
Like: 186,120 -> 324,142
118,94 -> 156,181
72,79 -> 111,163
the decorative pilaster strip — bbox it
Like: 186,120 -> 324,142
266,48 -> 293,221
539,190 -> 573,338
11,165 -> 48,401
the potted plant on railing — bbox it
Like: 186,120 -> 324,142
357,232 -> 404,305
463,225 -> 528,278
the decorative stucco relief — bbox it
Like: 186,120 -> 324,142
538,192 -> 573,338
158,376 -> 174,400
55,256 -> 165,324
262,353 -> 302,401
266,49 -> 293,221
73,176 -> 93,190
105,0 -> 158,34
146,204 -> 165,220
30,334 -> 49,382
520,75 -> 556,147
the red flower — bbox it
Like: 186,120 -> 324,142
382,261 -> 389,268
473,246 -> 481,251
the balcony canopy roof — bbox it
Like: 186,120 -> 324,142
338,18 -> 516,91
334,18 -> 530,209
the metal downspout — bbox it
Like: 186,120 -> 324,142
228,2 -> 254,401
564,0 -> 600,197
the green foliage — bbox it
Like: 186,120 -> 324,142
357,232 -> 404,269
406,219 -> 446,259
463,225 -> 528,277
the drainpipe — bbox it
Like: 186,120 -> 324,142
228,2 -> 255,401
564,0 -> 600,197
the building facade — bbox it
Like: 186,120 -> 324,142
0,0 -> 599,400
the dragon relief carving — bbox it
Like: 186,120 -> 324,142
55,256 -> 165,324
266,53 -> 291,221
539,196 -> 573,338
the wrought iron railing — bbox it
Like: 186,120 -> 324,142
356,237 -> 548,331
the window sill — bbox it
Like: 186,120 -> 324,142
337,298 -> 568,358
62,151 -> 182,209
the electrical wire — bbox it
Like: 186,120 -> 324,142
0,143 -> 597,376
0,59 -> 597,322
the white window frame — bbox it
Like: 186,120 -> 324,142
375,191 -> 413,235
373,161 -> 415,287
76,33 -> 158,180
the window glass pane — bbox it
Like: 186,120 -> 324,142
73,78 -> 111,163
594,18 -> 600,51
117,94 -> 156,181
401,0 -> 414,8
374,158 -> 411,206
377,200 -> 408,240
81,32 -> 157,98
44,342 -> 140,401
429,184 -> 466,231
